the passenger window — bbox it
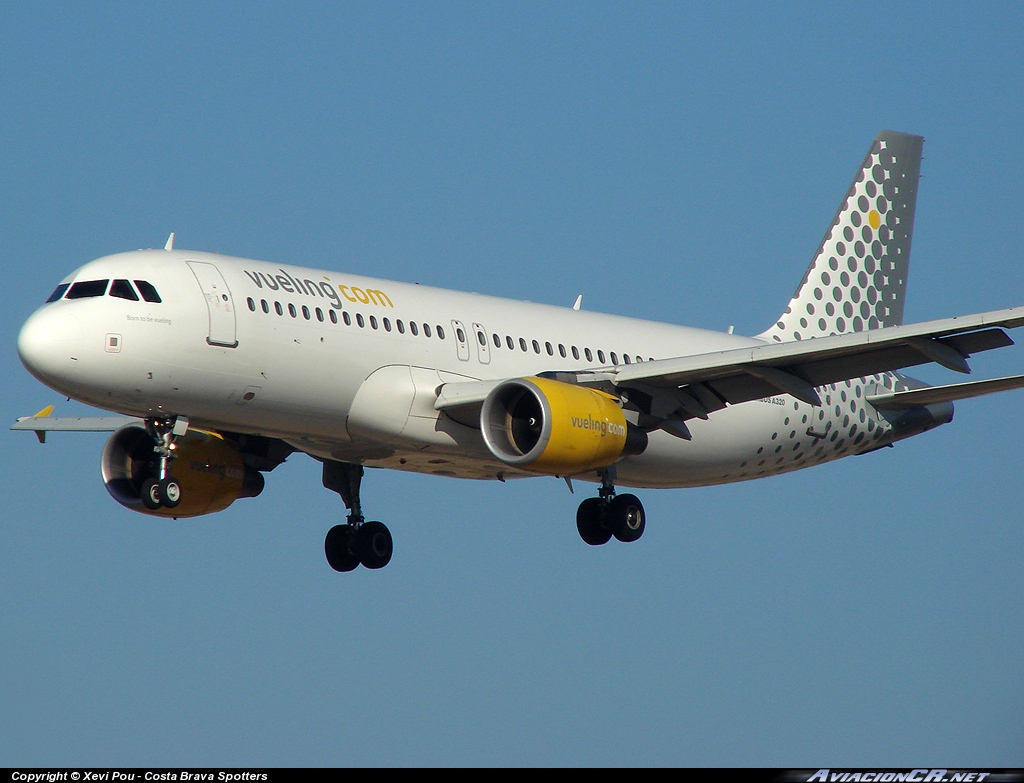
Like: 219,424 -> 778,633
67,279 -> 109,299
247,297 -> 256,311
261,299 -> 269,314
598,350 -> 606,363
302,305 -> 311,320
134,280 -> 162,303
383,317 -> 392,332
356,314 -> 364,327
437,326 -> 445,340
532,340 -> 540,354
369,316 -> 378,329
519,338 -> 527,352
275,302 -> 283,315
610,352 -> 618,365
571,346 -> 579,360
476,330 -> 485,345
456,327 -> 466,343
558,344 -> 566,358
545,342 -> 553,356
585,348 -> 593,362
493,334 -> 500,348
423,324 -> 432,338
46,283 -> 70,303
506,336 -> 514,350
316,308 -> 324,322
288,303 -> 297,318
331,310 -> 339,324
397,320 -> 405,334
410,321 -> 418,336
110,279 -> 140,301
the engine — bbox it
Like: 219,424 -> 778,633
101,425 -> 264,517
480,376 -> 648,475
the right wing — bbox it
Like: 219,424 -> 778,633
11,405 -> 140,443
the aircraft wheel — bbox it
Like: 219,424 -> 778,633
356,520 -> 393,569
160,477 -> 181,508
325,524 -> 360,572
577,497 -> 612,546
611,494 -> 645,543
141,477 -> 163,510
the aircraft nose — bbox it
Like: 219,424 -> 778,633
18,306 -> 83,390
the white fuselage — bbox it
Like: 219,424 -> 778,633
18,249 -> 926,489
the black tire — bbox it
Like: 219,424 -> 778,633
159,477 -> 181,508
576,497 -> 612,546
324,524 -> 360,572
611,493 -> 646,543
356,520 -> 393,569
140,477 -> 163,509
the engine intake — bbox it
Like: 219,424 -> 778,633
480,376 -> 647,475
101,425 -> 264,517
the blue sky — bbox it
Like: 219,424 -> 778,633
2,2 -> 1022,766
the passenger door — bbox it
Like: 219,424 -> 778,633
187,261 -> 238,348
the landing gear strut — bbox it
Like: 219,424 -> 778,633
139,416 -> 187,510
322,461 -> 394,571
576,466 -> 646,546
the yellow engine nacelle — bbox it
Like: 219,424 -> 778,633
101,425 -> 264,518
480,376 -> 647,475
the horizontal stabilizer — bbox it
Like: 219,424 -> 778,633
866,374 -> 1024,410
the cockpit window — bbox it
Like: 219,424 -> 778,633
109,279 -> 140,301
134,280 -> 162,303
45,283 -> 70,303
66,279 -> 110,299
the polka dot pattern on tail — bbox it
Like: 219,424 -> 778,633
760,132 -> 923,343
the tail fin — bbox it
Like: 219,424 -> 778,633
759,131 -> 924,343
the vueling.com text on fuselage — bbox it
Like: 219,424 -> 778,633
243,268 -> 394,310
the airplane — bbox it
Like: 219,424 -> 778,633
14,131 -> 1024,572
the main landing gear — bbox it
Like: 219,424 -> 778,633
139,416 -> 186,510
575,467 -> 646,546
321,461 -> 394,571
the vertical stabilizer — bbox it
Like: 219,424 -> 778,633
759,131 -> 923,342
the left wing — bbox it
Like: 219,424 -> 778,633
436,305 -> 1024,427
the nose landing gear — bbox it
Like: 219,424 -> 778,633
322,461 -> 394,571
575,467 -> 646,546
140,476 -> 182,510
139,417 -> 187,510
